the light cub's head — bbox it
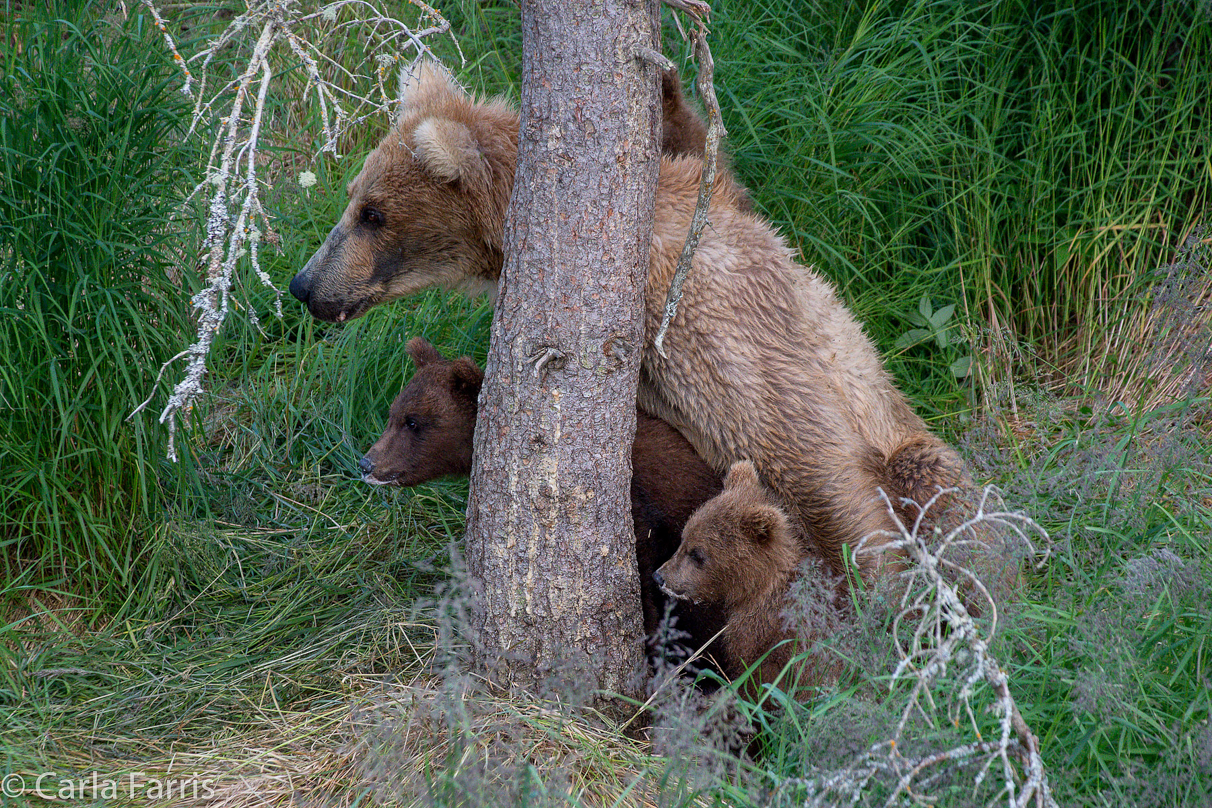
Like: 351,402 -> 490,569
290,62 -> 518,322
654,461 -> 799,609
359,337 -> 483,487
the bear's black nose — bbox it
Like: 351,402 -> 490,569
652,570 -> 665,587
358,456 -> 375,475
288,271 -> 312,304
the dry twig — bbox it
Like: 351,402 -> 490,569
770,487 -> 1058,808
128,1 -> 458,459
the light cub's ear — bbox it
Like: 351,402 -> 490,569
399,60 -> 465,108
723,460 -> 761,492
740,504 -> 789,546
412,117 -> 486,185
406,337 -> 445,369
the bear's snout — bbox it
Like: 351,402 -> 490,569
288,270 -> 313,304
654,567 -> 691,603
359,453 -> 398,485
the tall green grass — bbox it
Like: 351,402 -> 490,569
0,4 -> 198,606
704,0 -> 1210,406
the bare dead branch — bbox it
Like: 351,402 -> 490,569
767,487 -> 1057,807
636,46 -> 675,71
134,1 -> 458,460
654,0 -> 726,358
137,0 -> 194,97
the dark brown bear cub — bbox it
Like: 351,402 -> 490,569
659,68 -> 708,159
654,461 -> 843,699
361,338 -> 726,665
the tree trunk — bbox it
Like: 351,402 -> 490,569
464,0 -> 661,717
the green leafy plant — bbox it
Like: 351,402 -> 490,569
894,295 -> 972,379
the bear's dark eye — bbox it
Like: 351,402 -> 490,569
360,206 -> 384,228
404,417 -> 419,433
689,548 -> 705,566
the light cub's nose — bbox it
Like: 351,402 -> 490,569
358,455 -> 375,475
652,570 -> 665,587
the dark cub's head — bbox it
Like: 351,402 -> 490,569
360,338 -> 483,487
654,461 -> 799,610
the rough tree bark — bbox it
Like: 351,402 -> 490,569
464,0 -> 661,716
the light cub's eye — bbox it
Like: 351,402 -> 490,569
404,417 -> 419,433
688,548 -> 705,566
360,206 -> 384,227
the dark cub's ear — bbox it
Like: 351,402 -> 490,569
406,337 -> 445,369
739,504 -> 789,546
449,357 -> 484,403
661,68 -> 685,110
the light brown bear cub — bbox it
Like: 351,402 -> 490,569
290,62 -> 967,581
655,461 -> 843,698
360,338 -> 726,664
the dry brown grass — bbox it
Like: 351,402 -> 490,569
26,670 -> 670,808
975,226 -> 1212,414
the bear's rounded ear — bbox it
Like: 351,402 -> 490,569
400,60 -> 466,108
449,357 -> 484,401
412,117 -> 487,187
724,460 -> 761,492
741,504 -> 789,546
407,337 -> 445,369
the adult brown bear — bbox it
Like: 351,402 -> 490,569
290,63 -> 966,578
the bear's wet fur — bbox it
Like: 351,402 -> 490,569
655,461 -> 844,699
293,61 -> 968,583
361,338 -> 727,669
